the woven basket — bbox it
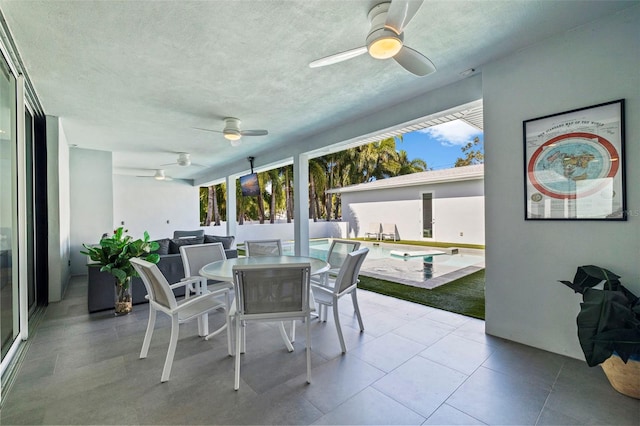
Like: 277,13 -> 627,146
600,355 -> 640,399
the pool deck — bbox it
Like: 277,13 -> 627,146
358,242 -> 485,289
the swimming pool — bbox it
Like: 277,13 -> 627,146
282,238 -> 485,288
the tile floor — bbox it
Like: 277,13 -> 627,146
1,275 -> 638,425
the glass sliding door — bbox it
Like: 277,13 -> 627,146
0,51 -> 18,361
25,107 -> 36,312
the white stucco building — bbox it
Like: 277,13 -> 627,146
330,164 -> 484,245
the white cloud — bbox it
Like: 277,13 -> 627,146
418,120 -> 482,147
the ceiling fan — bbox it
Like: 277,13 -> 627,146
136,169 -> 173,181
161,152 -> 204,168
309,0 -> 435,77
194,117 -> 268,146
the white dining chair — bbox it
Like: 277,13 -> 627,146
179,242 -> 233,353
311,247 -> 369,353
230,262 -> 312,390
130,257 -> 232,382
312,239 -> 361,288
244,238 -> 297,341
244,239 -> 283,257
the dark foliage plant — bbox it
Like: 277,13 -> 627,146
81,227 -> 160,286
560,265 -> 640,367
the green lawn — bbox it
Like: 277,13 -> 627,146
358,269 -> 486,320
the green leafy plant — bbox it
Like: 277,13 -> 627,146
560,265 -> 640,366
81,227 -> 160,285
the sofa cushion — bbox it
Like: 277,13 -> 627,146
173,230 -> 205,239
169,236 -> 204,254
152,238 -> 171,255
204,235 -> 235,249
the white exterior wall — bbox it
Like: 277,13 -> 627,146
483,7 -> 640,360
341,179 -> 485,245
69,148 -> 113,276
112,175 -> 200,240
202,220 -> 347,245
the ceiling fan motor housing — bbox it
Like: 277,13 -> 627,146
223,117 -> 242,140
366,2 -> 403,59
177,152 -> 191,166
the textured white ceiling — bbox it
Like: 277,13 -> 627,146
0,0 -> 633,182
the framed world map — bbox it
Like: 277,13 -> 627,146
523,99 -> 626,220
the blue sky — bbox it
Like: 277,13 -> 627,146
397,120 -> 484,170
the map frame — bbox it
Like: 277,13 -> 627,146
523,99 -> 626,221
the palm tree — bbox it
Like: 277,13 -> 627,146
397,149 -> 427,175
308,158 -> 327,222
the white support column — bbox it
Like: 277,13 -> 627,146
225,175 -> 237,241
293,153 -> 309,256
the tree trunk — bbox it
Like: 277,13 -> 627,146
270,178 -> 276,224
257,187 -> 265,224
284,167 -> 293,223
205,186 -> 214,226
309,175 -> 317,222
212,185 -> 221,226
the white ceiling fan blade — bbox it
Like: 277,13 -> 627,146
309,46 -> 367,68
193,127 -> 223,133
393,45 -> 436,76
240,130 -> 268,137
385,0 -> 424,34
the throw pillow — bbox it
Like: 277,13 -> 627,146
204,235 -> 235,249
173,230 -> 205,239
152,238 -> 171,256
169,236 -> 204,254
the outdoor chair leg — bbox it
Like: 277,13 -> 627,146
234,317 -> 242,390
161,316 -> 180,382
278,322 -> 295,352
306,314 -> 311,384
140,308 -> 156,358
351,290 -> 364,331
333,300 -> 347,353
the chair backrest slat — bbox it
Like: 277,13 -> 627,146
233,263 -> 310,316
327,240 -> 361,270
245,239 -> 283,257
180,242 -> 227,278
131,257 -> 177,310
334,248 -> 369,294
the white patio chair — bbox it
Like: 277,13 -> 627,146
230,262 -> 312,390
130,257 -> 231,382
179,242 -> 233,353
244,238 -> 297,340
311,247 -> 369,353
380,223 -> 397,241
364,222 -> 381,240
244,239 -> 283,257
311,239 -> 361,288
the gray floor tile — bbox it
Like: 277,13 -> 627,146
373,356 -> 468,418
297,353 -> 386,413
350,332 -> 426,372
418,334 -> 494,375
312,387 -> 425,425
423,403 -> 486,425
481,339 -> 566,390
4,276 -> 638,426
446,366 -> 549,425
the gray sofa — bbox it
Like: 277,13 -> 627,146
87,232 -> 237,313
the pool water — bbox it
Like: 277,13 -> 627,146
282,238 -> 484,288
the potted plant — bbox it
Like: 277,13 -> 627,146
82,227 -> 160,315
560,265 -> 640,398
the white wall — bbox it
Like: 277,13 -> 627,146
341,179 -> 485,245
46,116 -> 71,302
112,175 -> 200,240
484,7 -> 640,360
69,148 -> 113,275
203,220 -> 347,245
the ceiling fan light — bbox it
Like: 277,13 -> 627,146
224,130 -> 242,141
368,36 -> 402,59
